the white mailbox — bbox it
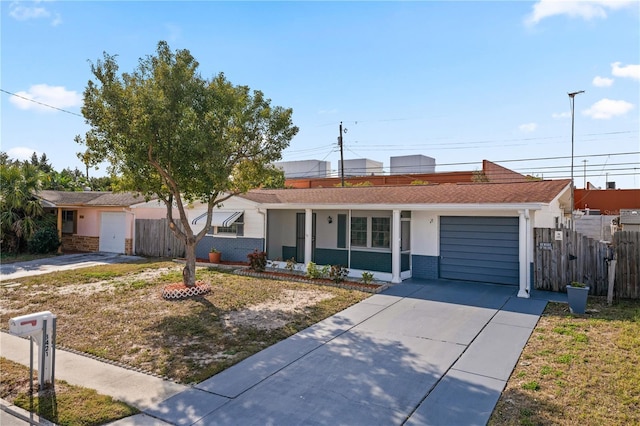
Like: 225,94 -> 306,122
8,311 -> 57,388
9,311 -> 53,337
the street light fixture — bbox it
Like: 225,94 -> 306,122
568,90 -> 585,228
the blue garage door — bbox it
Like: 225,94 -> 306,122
440,216 -> 519,286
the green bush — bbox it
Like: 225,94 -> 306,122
361,271 -> 374,284
27,227 -> 61,254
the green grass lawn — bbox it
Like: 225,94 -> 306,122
1,358 -> 138,426
489,297 -> 640,426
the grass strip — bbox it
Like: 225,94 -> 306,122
1,357 -> 138,426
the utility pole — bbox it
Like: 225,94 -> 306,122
568,90 -> 585,229
582,159 -> 588,189
339,122 -> 345,187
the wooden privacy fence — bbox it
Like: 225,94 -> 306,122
613,231 -> 640,299
135,219 -> 185,258
534,228 -> 639,299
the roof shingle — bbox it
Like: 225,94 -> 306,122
239,179 -> 571,206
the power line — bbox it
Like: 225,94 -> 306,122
0,88 -> 83,117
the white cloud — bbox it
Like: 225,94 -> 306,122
9,1 -> 62,26
7,147 -> 41,161
611,62 -> 640,80
519,123 -> 538,132
592,76 -> 614,87
552,111 -> 571,119
9,84 -> 82,112
525,0 -> 635,26
583,98 -> 634,119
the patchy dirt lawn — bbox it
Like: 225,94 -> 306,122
0,260 -> 370,384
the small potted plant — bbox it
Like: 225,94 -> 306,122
566,281 -> 589,314
208,247 -> 221,263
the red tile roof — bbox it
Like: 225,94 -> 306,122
240,179 -> 571,206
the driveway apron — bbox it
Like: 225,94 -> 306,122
143,280 -> 548,426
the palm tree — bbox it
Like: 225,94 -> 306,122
0,163 -> 47,253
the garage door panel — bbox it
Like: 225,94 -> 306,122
439,269 -> 519,285
439,231 -> 519,242
439,255 -> 519,269
99,212 -> 126,254
441,241 -> 519,252
440,216 -> 519,286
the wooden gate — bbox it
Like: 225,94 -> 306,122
613,231 -> 640,299
534,228 -> 639,298
135,219 -> 185,258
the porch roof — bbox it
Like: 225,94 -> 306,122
239,179 -> 571,207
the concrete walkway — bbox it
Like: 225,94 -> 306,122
1,280 -> 560,425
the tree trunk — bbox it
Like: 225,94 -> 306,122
182,240 -> 197,287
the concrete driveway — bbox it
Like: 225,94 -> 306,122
135,279 -> 548,426
0,253 -> 142,280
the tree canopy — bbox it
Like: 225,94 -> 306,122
79,41 -> 298,286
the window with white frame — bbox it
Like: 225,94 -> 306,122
371,217 -> 390,248
350,215 -> 391,249
350,217 -> 367,247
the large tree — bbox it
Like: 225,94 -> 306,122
80,41 -> 298,286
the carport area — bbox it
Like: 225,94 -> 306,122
142,279 -> 550,425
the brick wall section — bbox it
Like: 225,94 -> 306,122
125,238 -> 133,255
62,235 -> 99,253
411,255 -> 439,279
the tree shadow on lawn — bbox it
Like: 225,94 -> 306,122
489,386 -> 564,426
146,295 -> 335,384
147,302 -> 510,426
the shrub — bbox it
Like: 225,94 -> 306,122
306,262 -> 320,279
27,227 -> 61,254
285,257 -> 297,273
361,271 -> 374,284
247,250 -> 267,272
329,265 -> 349,283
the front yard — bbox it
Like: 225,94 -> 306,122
1,258 -> 638,425
0,259 -> 369,384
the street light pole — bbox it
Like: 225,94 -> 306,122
568,90 -> 584,228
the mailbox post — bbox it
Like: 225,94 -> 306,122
9,311 -> 57,392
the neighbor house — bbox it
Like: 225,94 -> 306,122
36,190 -> 165,255
187,179 -> 572,298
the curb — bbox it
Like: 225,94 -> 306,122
0,398 -> 57,426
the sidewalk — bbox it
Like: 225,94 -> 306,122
1,280 -> 558,425
0,332 -> 186,425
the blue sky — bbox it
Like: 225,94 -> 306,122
2,0 -> 639,188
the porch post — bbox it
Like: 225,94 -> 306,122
57,208 -> 63,254
304,208 -> 313,265
517,210 -> 531,298
391,209 -> 401,284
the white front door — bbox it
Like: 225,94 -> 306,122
99,212 -> 126,253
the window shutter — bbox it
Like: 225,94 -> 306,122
337,214 -> 346,248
